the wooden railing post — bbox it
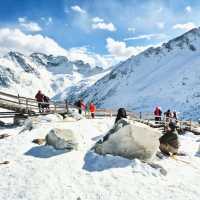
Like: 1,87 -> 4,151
54,103 -> 57,113
25,98 -> 28,112
18,94 -> 21,104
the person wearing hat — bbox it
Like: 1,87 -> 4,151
159,121 -> 180,155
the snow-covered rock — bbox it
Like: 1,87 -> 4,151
67,109 -> 85,120
94,120 -> 161,161
37,114 -> 63,123
45,128 -> 78,150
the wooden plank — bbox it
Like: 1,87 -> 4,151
0,97 -> 19,104
0,91 -> 19,99
0,115 -> 15,118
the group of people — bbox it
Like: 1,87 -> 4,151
35,91 -> 96,118
154,106 -> 177,123
74,98 -> 96,118
35,90 -> 50,113
153,106 -> 180,155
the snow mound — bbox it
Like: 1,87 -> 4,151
18,118 -> 34,134
67,109 -> 85,120
37,114 -> 63,123
45,128 -> 78,150
132,159 -> 167,176
94,121 -> 161,161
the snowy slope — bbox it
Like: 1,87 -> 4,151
0,52 -> 110,99
0,115 -> 200,200
81,28 -> 200,119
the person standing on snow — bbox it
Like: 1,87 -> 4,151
75,98 -> 85,115
89,102 -> 96,118
164,109 -> 172,122
154,106 -> 162,123
172,111 -> 177,120
43,95 -> 50,112
95,108 -> 129,144
159,121 -> 180,156
35,90 -> 44,113
65,98 -> 69,113
115,108 -> 127,124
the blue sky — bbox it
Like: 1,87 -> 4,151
0,0 -> 199,67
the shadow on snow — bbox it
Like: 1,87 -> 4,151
24,145 -> 69,158
83,151 -> 132,172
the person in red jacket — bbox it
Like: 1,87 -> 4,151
35,90 -> 44,113
154,106 -> 162,123
89,102 -> 96,118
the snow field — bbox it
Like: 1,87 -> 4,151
0,115 -> 200,200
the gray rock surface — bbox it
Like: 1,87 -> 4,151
45,128 -> 78,150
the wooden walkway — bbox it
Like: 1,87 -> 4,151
0,91 -> 68,118
0,90 -> 200,134
0,91 -> 136,119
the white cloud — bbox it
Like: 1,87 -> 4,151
156,22 -> 165,29
92,17 -> 104,23
0,28 -> 113,68
91,16 -> 116,32
47,17 -> 53,25
128,27 -> 136,33
0,28 -> 66,56
71,5 -> 86,14
185,6 -> 192,13
92,22 -> 116,32
106,37 -> 150,60
173,22 -> 196,31
157,7 -> 163,13
67,47 -> 113,68
41,17 -> 53,25
124,33 -> 167,41
18,17 -> 26,23
18,17 -> 42,32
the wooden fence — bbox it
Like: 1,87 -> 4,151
0,91 -> 68,117
0,90 -> 199,134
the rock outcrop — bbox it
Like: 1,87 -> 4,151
45,128 -> 78,151
94,120 -> 161,161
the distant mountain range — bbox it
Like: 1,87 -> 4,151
0,51 -> 111,100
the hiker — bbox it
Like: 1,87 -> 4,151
89,102 -> 96,118
98,108 -> 129,143
65,98 -> 69,113
154,106 -> 162,123
115,108 -> 127,124
35,90 -> 44,113
164,109 -> 172,122
159,121 -> 180,156
75,98 -> 85,115
172,111 -> 177,120
43,95 -> 50,112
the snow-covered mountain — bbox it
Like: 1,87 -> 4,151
0,52 -> 110,99
80,28 -> 200,119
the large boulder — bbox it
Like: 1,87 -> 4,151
94,120 -> 161,161
45,128 -> 78,151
